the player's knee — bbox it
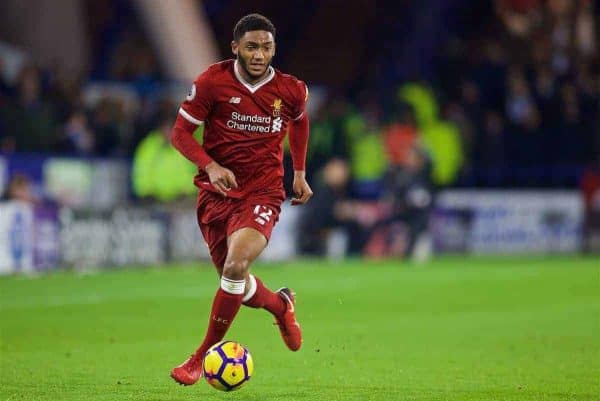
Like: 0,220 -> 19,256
222,258 -> 249,280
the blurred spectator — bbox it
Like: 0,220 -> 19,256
382,103 -> 419,167
556,82 -> 588,166
444,101 -> 475,173
0,64 -> 59,152
1,136 -> 16,154
1,173 -> 38,204
458,78 -> 482,128
575,0 -> 596,59
305,96 -> 352,178
58,110 -> 95,156
398,82 -> 465,186
108,30 -> 162,96
497,0 -> 543,42
505,67 -> 539,130
131,106 -> 196,202
298,158 -> 367,257
345,96 -> 387,198
533,65 -> 557,113
45,68 -> 85,125
365,145 -> 434,260
478,111 -> 508,170
546,0 -> 575,76
92,98 -> 123,156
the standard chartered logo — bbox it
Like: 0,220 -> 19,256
227,112 -> 283,134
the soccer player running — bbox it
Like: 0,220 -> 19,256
169,14 -> 312,385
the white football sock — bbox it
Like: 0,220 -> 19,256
221,276 -> 246,295
242,274 -> 257,302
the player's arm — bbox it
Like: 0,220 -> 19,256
289,110 -> 313,206
171,116 -> 212,168
171,117 -> 238,196
171,75 -> 237,196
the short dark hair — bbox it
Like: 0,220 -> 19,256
233,14 -> 276,42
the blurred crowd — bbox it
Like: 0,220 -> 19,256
294,0 -> 600,258
1,0 -> 595,177
437,0 -> 599,184
1,0 -> 598,259
0,52 -> 165,158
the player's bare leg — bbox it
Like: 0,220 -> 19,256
171,228 -> 267,385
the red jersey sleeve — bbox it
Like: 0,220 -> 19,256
289,79 -> 310,171
178,71 -> 213,125
291,79 -> 309,121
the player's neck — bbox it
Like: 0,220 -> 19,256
235,60 -> 271,86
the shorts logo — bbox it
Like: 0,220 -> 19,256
229,97 -> 241,104
271,117 -> 282,133
253,205 -> 273,226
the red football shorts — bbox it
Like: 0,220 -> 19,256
196,189 -> 282,269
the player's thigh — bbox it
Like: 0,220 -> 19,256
222,197 -> 281,274
196,196 -> 229,273
226,227 -> 268,262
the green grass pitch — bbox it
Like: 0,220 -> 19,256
1,256 -> 598,401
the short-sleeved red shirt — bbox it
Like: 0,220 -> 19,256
178,59 -> 308,200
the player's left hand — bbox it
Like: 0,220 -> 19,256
291,171 -> 313,206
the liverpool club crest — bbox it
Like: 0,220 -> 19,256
272,98 -> 282,117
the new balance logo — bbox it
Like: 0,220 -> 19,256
229,97 -> 241,104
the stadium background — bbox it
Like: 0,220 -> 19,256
0,1 -> 598,400
1,0 -> 598,269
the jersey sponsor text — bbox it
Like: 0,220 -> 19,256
227,111 -> 272,133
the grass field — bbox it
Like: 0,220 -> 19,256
1,256 -> 598,401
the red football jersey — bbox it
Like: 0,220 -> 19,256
178,59 -> 308,200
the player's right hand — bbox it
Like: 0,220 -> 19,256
205,161 -> 238,196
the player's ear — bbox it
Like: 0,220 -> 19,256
231,41 -> 238,56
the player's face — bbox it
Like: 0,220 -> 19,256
232,31 -> 275,82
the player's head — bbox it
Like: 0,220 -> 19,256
231,14 -> 276,80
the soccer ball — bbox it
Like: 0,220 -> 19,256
203,341 -> 254,391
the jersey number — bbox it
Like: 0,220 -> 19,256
253,205 -> 273,226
